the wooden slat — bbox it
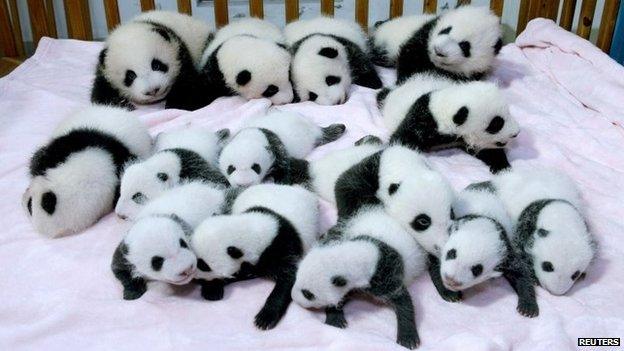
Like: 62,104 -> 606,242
8,0 -> 24,56
214,0 -> 228,28
285,0 -> 299,23
103,0 -> 120,31
177,0 -> 191,15
516,0 -> 530,34
490,0 -> 504,17
545,0 -> 560,20
64,0 -> 92,40
45,0 -> 57,37
423,0 -> 437,14
249,0 -> 263,18
560,0 -> 577,30
576,0 -> 597,39
140,0 -> 155,11
321,0 -> 334,16
457,0 -> 471,5
27,0 -> 52,46
0,0 -> 18,57
355,0 -> 368,30
596,0 -> 621,52
390,0 -> 403,18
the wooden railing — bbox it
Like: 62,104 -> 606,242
0,0 -> 621,60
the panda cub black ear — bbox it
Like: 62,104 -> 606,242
494,38 -> 503,55
98,48 -> 108,66
331,275 -> 347,287
537,228 -> 550,237
453,106 -> 469,126
318,47 -> 339,59
227,246 -> 244,259
216,128 -> 230,142
236,70 -> 252,86
152,27 -> 171,42
157,172 -> 169,182
326,76 -> 341,86
41,191 -> 57,215
388,183 -> 400,195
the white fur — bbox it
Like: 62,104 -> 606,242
23,105 -> 152,237
453,184 -> 513,235
117,128 -> 225,219
192,184 -> 319,281
371,14 -> 436,65
218,128 -> 273,187
428,6 -> 502,76
493,167 -> 595,295
309,143 -> 384,203
135,10 -> 211,67
292,207 -> 426,308
376,145 -> 455,256
284,16 -> 367,51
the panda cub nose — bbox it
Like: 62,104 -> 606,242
145,87 -> 161,96
434,47 -> 447,57
443,274 -> 462,288
180,265 -> 194,277
262,85 -> 279,98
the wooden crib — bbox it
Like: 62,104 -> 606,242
0,0 -> 621,64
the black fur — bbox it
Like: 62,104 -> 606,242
465,180 -> 495,193
111,243 -> 148,300
258,128 -> 309,186
396,17 -> 486,84
162,148 -> 229,186
428,254 -> 462,302
376,87 -> 391,109
41,191 -> 57,215
334,151 -> 383,219
317,124 -> 347,146
368,36 -> 394,68
466,147 -> 511,174
354,135 -> 383,146
30,129 -> 135,178
91,49 -> 134,110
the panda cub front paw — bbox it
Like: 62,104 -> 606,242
254,307 -> 282,330
200,281 -> 225,301
517,301 -> 539,318
440,289 -> 463,303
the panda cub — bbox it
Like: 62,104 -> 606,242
441,182 -> 539,317
378,73 -> 519,173
111,181 -> 232,300
285,17 -> 382,105
23,105 -> 152,238
219,111 -> 346,187
91,11 -> 212,110
116,128 -> 230,220
192,184 -> 319,330
200,18 -> 294,105
493,167 -> 596,296
371,6 -> 502,83
293,207 -> 427,349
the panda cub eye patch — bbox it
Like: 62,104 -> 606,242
301,289 -> 315,301
157,172 -> 169,182
151,59 -> 168,73
318,47 -> 338,58
485,116 -> 505,134
226,165 -> 236,175
446,249 -> 457,260
227,246 -> 243,259
571,270 -> 581,280
411,214 -> 432,231
542,261 -> 554,272
41,191 -> 57,215
388,183 -> 400,195
262,85 -> 279,98
471,264 -> 483,277
308,92 -> 318,101
27,197 -> 32,215
197,258 -> 211,272
132,192 -> 146,204
439,26 -> 452,35
459,41 -> 471,58
179,239 -> 188,248
236,70 -> 252,86
331,275 -> 347,287
124,70 -> 137,87
453,106 -> 468,126
251,164 -> 262,174
151,256 -> 164,271
326,76 -> 341,86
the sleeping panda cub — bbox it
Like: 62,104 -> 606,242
378,73 -> 519,173
91,11 -> 212,110
116,128 -> 230,220
441,182 -> 539,317
200,18 -> 294,105
333,144 -> 459,302
371,6 -> 502,83
111,181 -> 232,300
23,105 -> 152,237
293,207 -> 427,349
285,17 -> 383,105
219,111 -> 346,187
191,184 -> 319,330
493,167 -> 596,296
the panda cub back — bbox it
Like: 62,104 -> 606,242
369,14 -> 436,67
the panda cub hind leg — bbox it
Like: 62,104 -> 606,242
502,263 -> 539,318
254,267 -> 297,330
316,124 -> 347,146
390,286 -> 420,349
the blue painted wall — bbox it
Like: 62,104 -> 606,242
610,1 -> 624,64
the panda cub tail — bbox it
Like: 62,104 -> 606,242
376,87 -> 391,109
317,124 -> 347,146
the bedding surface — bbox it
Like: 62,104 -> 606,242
1,19 -> 623,350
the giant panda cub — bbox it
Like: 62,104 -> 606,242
191,184 -> 319,330
333,144 -> 459,301
111,181 -> 232,300
23,105 -> 152,237
116,128 -> 230,220
218,111 -> 346,187
199,18 -> 294,105
493,167 -> 596,296
378,73 -> 519,173
285,17 -> 383,105
293,207 -> 427,349
371,6 -> 502,84
441,182 -> 539,317
91,11 -> 212,110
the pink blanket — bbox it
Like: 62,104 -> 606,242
1,19 -> 623,350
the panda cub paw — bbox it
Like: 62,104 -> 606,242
440,289 -> 463,303
517,301 -> 539,318
254,307 -> 282,330
200,281 -> 225,301
325,307 -> 348,329
397,331 -> 420,350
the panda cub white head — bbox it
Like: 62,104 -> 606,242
429,6 -> 502,77
218,128 -> 273,187
429,81 -> 519,150
293,240 -> 379,308
102,21 -> 180,104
